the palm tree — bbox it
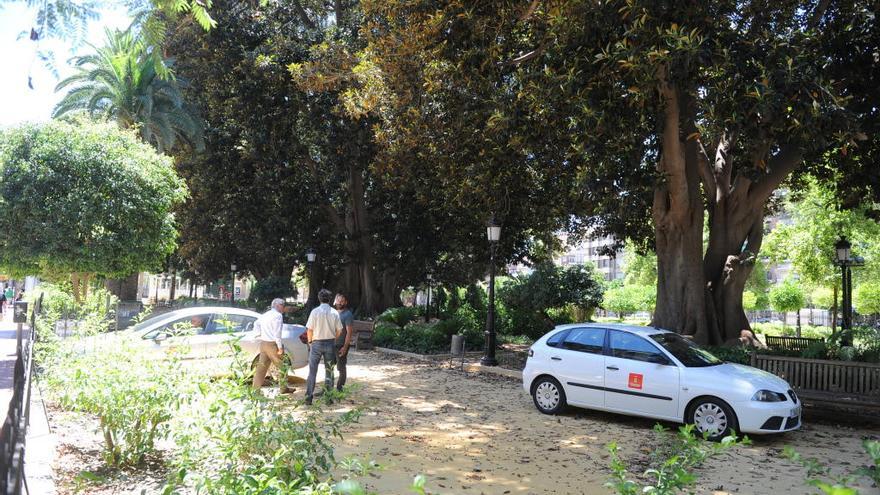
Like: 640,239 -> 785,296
52,28 -> 203,153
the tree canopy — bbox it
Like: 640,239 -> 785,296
0,119 -> 187,286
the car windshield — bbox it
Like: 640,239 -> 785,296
650,333 -> 723,367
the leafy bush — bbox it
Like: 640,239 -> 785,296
377,306 -> 420,328
499,262 -> 604,337
769,281 -> 805,318
704,345 -> 752,365
607,424 -> 746,494
46,340 -> 191,466
602,285 -> 654,319
374,317 -> 483,354
249,275 -> 296,310
166,375 -> 360,494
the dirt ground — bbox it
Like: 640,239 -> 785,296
48,351 -> 880,494
327,352 -> 880,495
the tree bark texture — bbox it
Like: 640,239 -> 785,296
650,75 -> 803,344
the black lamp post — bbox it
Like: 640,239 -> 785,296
482,216 -> 502,367
425,272 -> 433,322
834,236 -> 863,347
306,248 -> 316,303
230,263 -> 237,304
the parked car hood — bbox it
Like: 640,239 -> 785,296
717,362 -> 791,391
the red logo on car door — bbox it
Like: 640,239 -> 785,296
628,373 -> 643,390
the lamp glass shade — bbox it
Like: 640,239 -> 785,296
231,264 -> 237,272
835,237 -> 851,263
487,225 -> 502,242
306,250 -> 317,263
426,273 -> 433,281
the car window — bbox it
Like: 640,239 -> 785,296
143,314 -> 211,339
546,329 -> 570,348
211,314 -> 257,334
609,330 -> 670,364
562,328 -> 606,354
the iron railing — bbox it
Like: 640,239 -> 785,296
0,294 -> 41,494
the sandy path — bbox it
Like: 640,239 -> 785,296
321,352 -> 880,495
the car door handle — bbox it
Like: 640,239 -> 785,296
606,366 -> 619,371
551,356 -> 562,361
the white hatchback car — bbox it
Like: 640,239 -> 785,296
523,323 -> 801,440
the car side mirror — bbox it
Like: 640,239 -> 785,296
154,332 -> 169,342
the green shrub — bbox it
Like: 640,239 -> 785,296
46,340 -> 191,466
703,346 -> 752,365
249,275 -> 295,310
377,306 -> 420,328
607,424 -> 746,495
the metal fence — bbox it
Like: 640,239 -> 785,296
0,294 -> 41,494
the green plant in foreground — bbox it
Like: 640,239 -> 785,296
784,439 -> 880,494
606,424 -> 747,495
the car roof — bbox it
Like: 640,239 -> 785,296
552,322 -> 673,338
150,306 -> 262,321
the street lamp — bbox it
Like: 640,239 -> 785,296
305,248 -> 316,306
482,216 -> 502,367
834,236 -> 863,347
425,272 -> 433,322
230,263 -> 237,304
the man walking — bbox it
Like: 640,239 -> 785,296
305,289 -> 342,405
334,293 -> 354,391
252,298 -> 293,393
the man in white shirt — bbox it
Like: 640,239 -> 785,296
251,298 -> 292,393
305,289 -> 343,404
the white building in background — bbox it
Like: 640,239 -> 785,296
555,234 -> 626,281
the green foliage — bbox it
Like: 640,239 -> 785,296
0,119 -> 187,278
854,282 -> 880,315
249,276 -> 295,310
376,306 -> 420,328
769,282 -> 806,314
623,246 -> 657,287
53,28 -> 204,153
606,424 -> 746,495
499,263 -> 604,338
374,315 -> 483,354
703,346 -> 752,365
812,287 -> 835,310
46,340 -> 191,466
603,285 -> 655,320
784,439 -> 880,494
742,291 -> 758,312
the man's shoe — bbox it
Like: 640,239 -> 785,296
280,387 -> 296,394
304,397 -> 313,405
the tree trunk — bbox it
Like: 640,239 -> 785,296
169,268 -> 177,302
347,164 -> 382,316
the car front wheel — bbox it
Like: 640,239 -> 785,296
687,397 -> 738,441
531,376 -> 566,415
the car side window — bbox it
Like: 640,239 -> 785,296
546,330 -> 570,348
212,314 -> 257,334
561,328 -> 606,354
609,331 -> 670,364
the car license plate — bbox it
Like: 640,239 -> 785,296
790,406 -> 801,418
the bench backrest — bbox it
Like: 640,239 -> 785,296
352,320 -> 376,332
753,354 -> 880,396
765,335 -> 823,352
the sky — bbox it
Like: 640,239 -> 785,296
0,2 -> 131,127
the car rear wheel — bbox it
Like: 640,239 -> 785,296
687,397 -> 738,441
531,376 -> 566,415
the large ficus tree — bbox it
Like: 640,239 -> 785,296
359,0 -> 876,343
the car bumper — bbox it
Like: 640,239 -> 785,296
522,363 -> 539,393
734,400 -> 802,434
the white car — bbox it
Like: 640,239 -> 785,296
87,307 -> 309,371
523,323 -> 801,440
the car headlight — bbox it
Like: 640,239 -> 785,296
751,390 -> 787,402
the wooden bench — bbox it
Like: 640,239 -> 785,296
352,320 -> 376,350
751,354 -> 880,413
765,335 -> 824,352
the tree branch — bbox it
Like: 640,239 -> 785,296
656,68 -> 689,222
503,41 -> 548,66
749,145 -> 803,204
519,0 -> 541,21
696,140 -> 716,204
292,0 -> 316,29
809,0 -> 830,29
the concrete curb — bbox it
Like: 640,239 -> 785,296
374,347 -> 523,380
